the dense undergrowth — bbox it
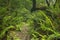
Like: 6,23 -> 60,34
0,0 -> 60,40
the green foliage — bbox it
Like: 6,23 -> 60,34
0,0 -> 60,40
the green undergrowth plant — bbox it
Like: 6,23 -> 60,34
0,0 -> 60,40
